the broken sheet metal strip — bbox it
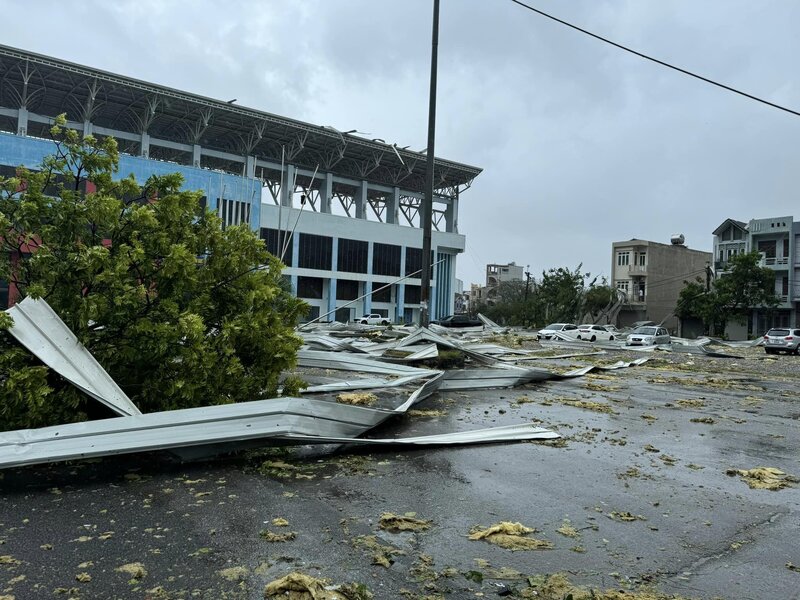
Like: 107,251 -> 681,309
297,349 -> 440,377
283,424 -> 559,446
4,297 -> 140,416
0,375 -> 449,470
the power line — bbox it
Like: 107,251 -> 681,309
508,0 -> 800,118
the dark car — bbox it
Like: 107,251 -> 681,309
431,314 -> 483,328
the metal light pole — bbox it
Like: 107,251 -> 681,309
419,0 -> 439,327
524,265 -> 531,326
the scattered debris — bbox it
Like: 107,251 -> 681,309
608,511 -> 646,522
406,408 -> 447,418
263,571 -> 373,599
787,562 -> 800,573
556,520 -> 580,538
336,392 -> 378,406
115,562 -> 147,579
725,467 -> 798,490
379,512 -> 432,533
352,535 -> 405,567
690,417 -> 715,424
523,572 -> 697,599
218,566 -> 249,581
272,518 -> 290,527
553,398 -> 616,414
260,529 -> 297,542
468,522 -> 553,551
676,399 -> 706,408
643,444 -> 660,453
75,572 -> 92,583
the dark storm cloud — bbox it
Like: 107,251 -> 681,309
2,0 -> 798,286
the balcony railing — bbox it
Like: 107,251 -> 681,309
761,256 -> 789,268
628,264 -> 647,274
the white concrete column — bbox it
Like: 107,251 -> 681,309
245,155 -> 256,178
355,180 -> 367,219
320,172 -> 333,214
83,121 -> 93,137
281,165 -> 295,207
17,108 -> 28,136
386,187 -> 400,224
192,144 -> 202,168
140,133 -> 150,158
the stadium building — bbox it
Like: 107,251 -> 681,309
0,44 -> 481,322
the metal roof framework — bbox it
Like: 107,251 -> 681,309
0,44 -> 482,195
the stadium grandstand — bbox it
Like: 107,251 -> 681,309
0,44 -> 481,322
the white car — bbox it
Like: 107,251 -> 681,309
537,323 -> 578,340
625,326 -> 671,346
357,314 -> 390,326
576,324 -> 617,342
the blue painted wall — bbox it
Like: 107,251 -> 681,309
0,132 -> 260,229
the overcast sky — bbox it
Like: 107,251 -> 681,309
3,0 -> 799,286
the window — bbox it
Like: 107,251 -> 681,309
338,238 -> 368,274
298,233 -> 332,270
615,280 -> 629,293
336,279 -> 359,301
371,284 -> 392,303
758,240 -> 776,258
372,243 -> 401,276
782,276 -> 789,296
637,253 -> 646,266
783,238 -> 790,258
0,279 -> 8,308
406,248 -> 422,276
218,198 -> 251,228
616,252 -> 630,266
260,229 -> 295,266
405,285 -> 421,304
297,276 -> 323,299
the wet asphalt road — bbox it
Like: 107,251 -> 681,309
1,348 -> 799,599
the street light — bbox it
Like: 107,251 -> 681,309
419,0 -> 439,327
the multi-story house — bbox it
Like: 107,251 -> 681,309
611,237 -> 711,332
712,216 -> 799,337
485,262 -> 524,302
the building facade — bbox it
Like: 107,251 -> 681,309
481,262 -> 524,305
611,238 -> 711,332
713,216 -> 800,337
0,44 -> 481,322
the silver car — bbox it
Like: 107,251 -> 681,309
625,326 -> 670,346
763,328 -> 800,355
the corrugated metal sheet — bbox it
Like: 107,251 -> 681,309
5,297 -> 140,416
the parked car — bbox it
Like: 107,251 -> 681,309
431,314 -> 483,328
763,328 -> 800,354
625,326 -> 670,346
537,323 -> 578,340
576,324 -> 617,342
357,314 -> 390,326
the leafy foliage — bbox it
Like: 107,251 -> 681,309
676,251 -> 780,334
0,115 -> 306,429
476,266 -> 610,327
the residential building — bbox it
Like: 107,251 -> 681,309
0,44 -> 481,322
712,216 -> 799,337
485,262 -> 524,303
611,237 -> 711,332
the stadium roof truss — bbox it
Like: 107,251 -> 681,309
0,44 -> 482,196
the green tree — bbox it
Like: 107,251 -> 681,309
538,265 -> 586,324
0,115 -> 307,430
476,279 -> 540,326
675,252 -> 779,335
583,283 -> 615,320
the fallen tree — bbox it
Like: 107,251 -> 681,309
0,114 -> 306,429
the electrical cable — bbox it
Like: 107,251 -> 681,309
508,0 -> 800,118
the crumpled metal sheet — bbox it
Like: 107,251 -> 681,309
4,297 -> 141,417
297,349 -> 440,376
285,423 -> 559,446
